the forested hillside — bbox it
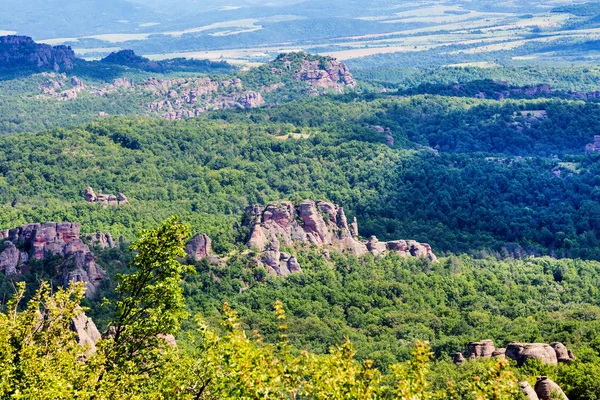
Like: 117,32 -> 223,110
2,37 -> 600,398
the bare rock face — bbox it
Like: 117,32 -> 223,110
236,91 -> 264,108
185,233 -> 212,262
0,36 -> 76,72
506,342 -> 558,366
244,200 -> 437,276
468,339 -> 496,359
86,231 -> 117,250
284,55 -> 356,93
71,310 -> 101,353
534,376 -> 568,400
520,382 -> 540,400
0,222 -> 105,297
84,187 -> 128,206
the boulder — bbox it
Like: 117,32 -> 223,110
534,376 -> 568,400
550,342 -> 572,364
84,186 -> 97,202
453,352 -> 465,364
492,348 -> 506,358
520,382 -> 540,400
468,339 -> 495,359
507,342 -> 557,366
186,234 -> 212,262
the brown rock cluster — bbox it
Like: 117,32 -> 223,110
243,200 -> 437,276
0,222 -> 105,297
84,187 -> 129,206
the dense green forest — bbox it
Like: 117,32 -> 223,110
1,94 -> 599,259
2,45 -> 600,398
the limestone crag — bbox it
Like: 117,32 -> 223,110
0,223 -> 105,297
0,36 -> 75,72
84,187 -> 128,206
244,200 -> 437,276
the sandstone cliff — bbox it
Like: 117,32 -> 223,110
0,36 -> 76,72
0,223 -> 106,297
243,200 -> 437,276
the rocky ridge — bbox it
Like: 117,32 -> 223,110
37,53 -> 356,120
243,200 -> 437,276
0,36 -> 76,72
0,223 -> 106,297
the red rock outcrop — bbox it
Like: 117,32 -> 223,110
244,200 -> 437,276
0,222 -> 105,297
185,233 -> 212,262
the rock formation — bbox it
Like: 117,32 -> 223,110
84,187 -> 128,206
534,376 -> 568,400
71,310 -> 102,353
0,36 -> 76,72
288,56 -> 356,93
463,340 -> 575,366
86,231 -> 117,250
0,223 -> 105,297
453,352 -> 465,364
467,339 -> 495,359
185,233 -> 212,262
520,382 -> 540,400
585,135 -> 600,153
506,342 -> 558,366
243,200 -> 437,276
492,348 -> 506,358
